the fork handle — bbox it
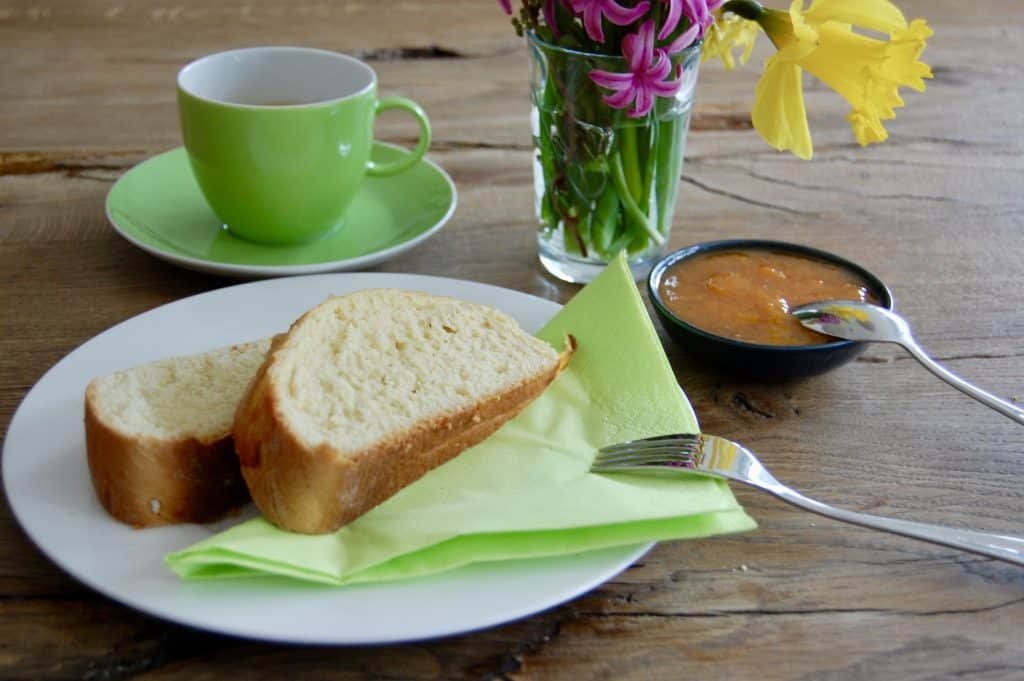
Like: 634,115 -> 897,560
766,485 -> 1024,566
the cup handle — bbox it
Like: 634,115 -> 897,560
366,97 -> 431,177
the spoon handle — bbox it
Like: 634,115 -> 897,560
902,339 -> 1024,426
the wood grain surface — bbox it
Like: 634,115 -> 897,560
1,1 -> 1022,679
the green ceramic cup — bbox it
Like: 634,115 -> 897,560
177,47 -> 431,245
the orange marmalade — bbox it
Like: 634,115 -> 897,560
658,249 -> 876,346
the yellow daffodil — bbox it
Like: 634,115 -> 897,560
702,13 -> 760,69
706,0 -> 933,159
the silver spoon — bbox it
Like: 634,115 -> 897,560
792,300 -> 1024,426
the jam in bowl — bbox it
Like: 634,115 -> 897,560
648,240 -> 893,381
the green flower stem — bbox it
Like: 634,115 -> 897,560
556,178 -> 588,256
593,184 -> 620,256
641,122 -> 657,229
563,214 -> 584,256
721,0 -> 765,20
576,200 -> 593,249
620,124 -> 643,202
612,151 -> 665,247
536,75 -> 560,237
654,116 -> 680,235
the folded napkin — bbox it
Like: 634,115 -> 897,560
167,255 -> 755,585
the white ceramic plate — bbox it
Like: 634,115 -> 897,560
3,273 -> 650,644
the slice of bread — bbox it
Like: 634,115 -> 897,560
85,339 -> 271,527
234,289 -> 573,535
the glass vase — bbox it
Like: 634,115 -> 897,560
529,33 -> 701,283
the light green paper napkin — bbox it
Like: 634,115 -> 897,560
167,255 -> 756,585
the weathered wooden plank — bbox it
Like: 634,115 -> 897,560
513,602 -> 1024,680
0,595 -> 566,680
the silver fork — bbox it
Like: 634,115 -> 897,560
592,433 -> 1024,566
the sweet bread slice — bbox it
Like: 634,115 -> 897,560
233,289 -> 572,534
85,339 -> 271,527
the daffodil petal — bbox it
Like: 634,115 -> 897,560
796,19 -> 931,148
759,4 -> 817,57
883,19 -> 934,91
740,25 -> 758,64
848,110 -> 888,146
702,15 -> 760,70
788,0 -> 818,44
752,57 -> 813,160
746,0 -> 931,154
798,23 -> 886,109
804,0 -> 907,35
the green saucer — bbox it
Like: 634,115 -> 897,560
106,143 -> 456,277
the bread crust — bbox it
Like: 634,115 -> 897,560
234,328 -> 574,535
84,382 -> 250,527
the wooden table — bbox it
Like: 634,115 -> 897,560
2,1 -> 1022,678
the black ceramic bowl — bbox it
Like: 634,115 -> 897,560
648,239 -> 894,382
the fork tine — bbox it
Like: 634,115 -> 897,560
596,444 -> 699,457
592,432 -> 702,472
592,462 -> 695,472
618,433 -> 701,444
592,460 -> 696,472
592,451 -> 695,468
600,433 -> 699,446
594,449 -> 697,470
598,434 -> 699,455
592,452 -> 694,467
596,442 -> 700,458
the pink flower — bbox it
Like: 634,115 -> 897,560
589,20 -> 683,117
658,0 -> 725,49
498,0 -> 513,14
568,0 -> 651,42
659,0 -> 684,39
663,22 -> 700,52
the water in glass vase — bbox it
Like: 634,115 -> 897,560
529,33 -> 700,283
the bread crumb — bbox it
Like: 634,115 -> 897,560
149,498 -> 162,515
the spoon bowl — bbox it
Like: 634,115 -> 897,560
791,300 -> 911,343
